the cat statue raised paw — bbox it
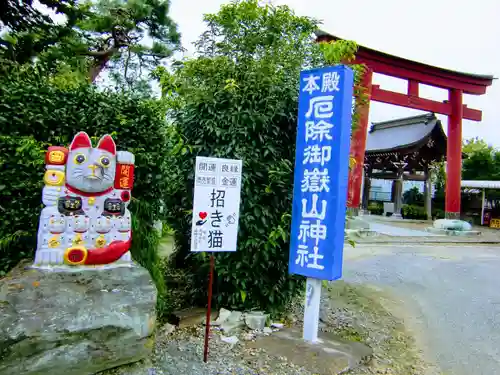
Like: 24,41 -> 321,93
33,131 -> 135,268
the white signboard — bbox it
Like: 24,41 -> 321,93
191,156 -> 242,252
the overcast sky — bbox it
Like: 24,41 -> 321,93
170,0 -> 500,146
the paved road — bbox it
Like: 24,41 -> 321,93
367,222 -> 440,237
343,244 -> 500,375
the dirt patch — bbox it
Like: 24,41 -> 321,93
245,327 -> 372,375
309,281 -> 441,375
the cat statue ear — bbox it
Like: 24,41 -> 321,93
97,134 -> 116,155
69,131 -> 92,151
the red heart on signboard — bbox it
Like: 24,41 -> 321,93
199,212 -> 208,219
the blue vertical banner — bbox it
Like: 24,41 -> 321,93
288,65 -> 354,281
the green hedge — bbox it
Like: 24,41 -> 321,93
163,54 -> 305,314
0,67 -> 170,317
401,205 -> 445,220
368,203 -> 444,220
368,201 -> 384,215
432,208 -> 445,220
401,205 -> 427,220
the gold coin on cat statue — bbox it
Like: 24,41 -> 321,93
48,235 -> 60,248
95,235 -> 106,248
72,234 -> 84,246
43,170 -> 65,186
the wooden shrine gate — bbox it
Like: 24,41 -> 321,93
316,31 -> 494,218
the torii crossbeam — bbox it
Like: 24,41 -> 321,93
316,31 -> 495,218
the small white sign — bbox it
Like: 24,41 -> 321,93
191,156 -> 242,252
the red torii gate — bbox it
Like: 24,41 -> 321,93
316,31 -> 494,219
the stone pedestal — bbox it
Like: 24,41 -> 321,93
426,219 -> 480,236
0,261 -> 157,375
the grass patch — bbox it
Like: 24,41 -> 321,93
336,326 -> 364,343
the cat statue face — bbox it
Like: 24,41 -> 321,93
66,132 -> 117,193
116,215 -> 131,232
95,216 -> 112,234
48,214 -> 66,234
72,215 -> 90,233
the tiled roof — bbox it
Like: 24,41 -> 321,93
366,113 -> 444,153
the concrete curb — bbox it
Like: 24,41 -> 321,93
425,227 -> 481,237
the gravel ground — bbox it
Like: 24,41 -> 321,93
104,280 -> 431,375
105,241 -> 463,375
152,325 -> 312,375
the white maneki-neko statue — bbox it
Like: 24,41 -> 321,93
33,131 -> 135,268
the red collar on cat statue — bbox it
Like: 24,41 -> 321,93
65,184 -> 114,197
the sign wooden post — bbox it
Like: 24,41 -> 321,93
203,253 -> 215,362
191,156 -> 242,361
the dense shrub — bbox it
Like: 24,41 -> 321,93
401,204 -> 444,220
157,1 -> 330,314
0,66 -> 169,317
368,201 -> 384,215
156,0 -> 365,315
432,208 -> 445,220
401,205 -> 427,220
0,135 -> 46,271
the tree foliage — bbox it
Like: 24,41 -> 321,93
462,137 -> 492,155
431,138 -> 499,211
0,0 -> 79,64
319,40 -> 367,133
403,187 -> 423,206
157,0 -> 360,313
462,138 -> 500,180
430,160 -> 446,210
77,0 -> 181,84
461,137 -> 500,211
1,0 -> 181,87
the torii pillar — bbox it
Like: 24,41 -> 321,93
446,89 -> 463,218
347,68 -> 373,215
315,33 -> 494,219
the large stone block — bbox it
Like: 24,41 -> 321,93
0,261 -> 156,375
433,219 -> 472,231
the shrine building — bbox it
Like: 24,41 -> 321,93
362,113 -> 446,219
